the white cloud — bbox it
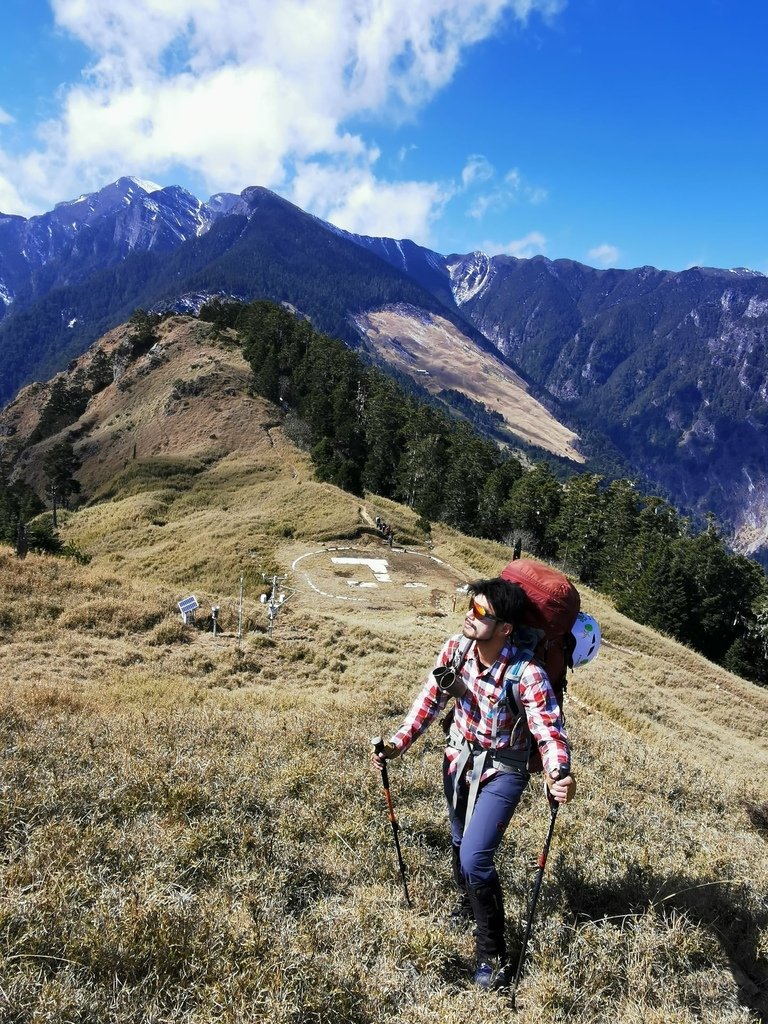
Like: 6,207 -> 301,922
468,193 -> 498,219
588,243 -> 620,267
526,185 -> 548,204
466,162 -> 548,219
462,154 -> 495,188
504,168 -> 522,191
289,160 -> 453,239
0,107 -> 14,126
0,0 -> 565,243
483,231 -> 547,258
0,171 -> 29,215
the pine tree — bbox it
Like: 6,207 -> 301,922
552,473 -> 606,584
87,349 -> 114,394
361,371 -> 405,497
502,462 -> 563,556
42,440 -> 82,526
439,421 -> 499,534
597,479 -> 641,595
128,309 -> 160,356
475,457 -> 524,540
395,403 -> 449,520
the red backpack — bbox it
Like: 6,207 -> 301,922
500,558 -> 580,704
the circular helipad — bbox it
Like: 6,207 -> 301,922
291,544 -> 469,611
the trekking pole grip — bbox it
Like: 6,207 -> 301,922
547,763 -> 570,807
371,735 -> 391,788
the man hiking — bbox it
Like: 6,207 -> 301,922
371,577 -> 575,991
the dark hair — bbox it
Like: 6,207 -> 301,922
468,577 -> 526,626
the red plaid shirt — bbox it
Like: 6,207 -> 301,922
389,634 -> 570,779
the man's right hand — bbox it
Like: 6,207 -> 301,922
370,741 -> 397,772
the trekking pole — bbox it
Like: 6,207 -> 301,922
510,778 -> 563,1008
371,736 -> 412,907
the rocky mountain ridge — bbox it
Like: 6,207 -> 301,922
2,178 -> 768,559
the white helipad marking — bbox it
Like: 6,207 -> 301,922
331,557 -> 391,582
291,545 -> 466,604
291,549 -> 366,602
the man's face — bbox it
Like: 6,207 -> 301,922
463,594 -> 504,640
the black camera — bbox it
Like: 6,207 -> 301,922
433,664 -> 467,698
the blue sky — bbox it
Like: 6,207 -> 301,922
0,0 -> 765,273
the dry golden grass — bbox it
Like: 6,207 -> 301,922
0,315 -> 765,1022
355,306 -> 584,462
0,535 -> 765,1024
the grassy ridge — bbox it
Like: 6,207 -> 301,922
0,316 -> 766,1022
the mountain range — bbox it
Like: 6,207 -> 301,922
1,176 -> 768,561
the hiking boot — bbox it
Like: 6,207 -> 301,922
474,960 -> 495,989
474,958 -> 514,991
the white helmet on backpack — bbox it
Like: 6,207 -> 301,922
571,611 -> 601,667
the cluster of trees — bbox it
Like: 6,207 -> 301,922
0,476 -> 64,555
200,298 -> 768,685
0,438 -> 82,554
15,309 -> 158,536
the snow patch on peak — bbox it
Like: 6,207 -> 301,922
446,251 -> 494,305
126,176 -> 163,194
206,192 -> 250,218
729,267 -> 765,278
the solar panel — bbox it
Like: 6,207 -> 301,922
178,595 -> 199,615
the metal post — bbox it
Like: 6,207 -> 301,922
238,574 -> 244,648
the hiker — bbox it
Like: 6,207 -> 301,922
371,576 -> 575,991
15,521 -> 28,559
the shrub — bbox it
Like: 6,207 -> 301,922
58,599 -> 165,637
147,618 -> 189,646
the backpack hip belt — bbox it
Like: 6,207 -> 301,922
446,720 -> 530,827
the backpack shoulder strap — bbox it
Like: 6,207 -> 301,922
500,646 -> 536,717
452,636 -> 472,668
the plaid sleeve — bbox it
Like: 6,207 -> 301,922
388,638 -> 456,756
518,660 -> 571,776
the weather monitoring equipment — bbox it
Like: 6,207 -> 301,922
261,574 -> 294,637
178,595 -> 199,624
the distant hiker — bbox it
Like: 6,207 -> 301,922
15,522 -> 28,559
512,537 -> 522,561
371,577 -> 575,992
